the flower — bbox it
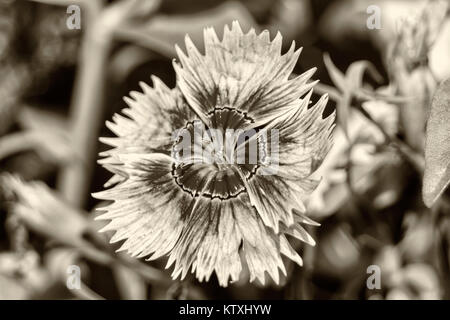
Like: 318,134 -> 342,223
94,21 -> 335,287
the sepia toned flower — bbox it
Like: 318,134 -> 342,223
94,21 -> 335,287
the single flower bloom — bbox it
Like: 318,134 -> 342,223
94,21 -> 335,287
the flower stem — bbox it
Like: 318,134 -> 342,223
57,1 -> 112,207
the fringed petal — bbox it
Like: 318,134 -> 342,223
174,21 -> 315,124
167,197 -> 243,286
259,92 -> 335,182
99,77 -> 195,185
100,78 -> 194,166
94,153 -> 187,260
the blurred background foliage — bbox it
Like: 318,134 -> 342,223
0,0 -> 449,300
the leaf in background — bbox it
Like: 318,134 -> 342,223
115,1 -> 256,58
1,174 -> 89,246
423,78 -> 450,207
323,53 -> 346,92
0,129 -> 74,165
323,54 -> 383,138
0,103 -> 73,164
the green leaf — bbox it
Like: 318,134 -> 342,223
423,78 -> 450,207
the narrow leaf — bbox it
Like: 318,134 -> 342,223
323,55 -> 383,139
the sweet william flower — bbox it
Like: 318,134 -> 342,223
94,21 -> 335,287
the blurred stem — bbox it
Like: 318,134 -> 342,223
0,131 -> 36,160
58,0 -> 160,208
57,0 -> 119,207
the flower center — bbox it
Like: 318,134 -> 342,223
171,107 -> 266,200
